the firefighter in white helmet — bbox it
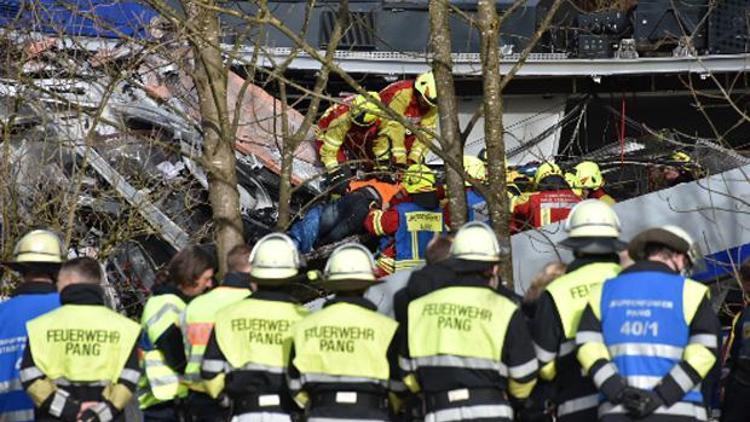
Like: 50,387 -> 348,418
201,233 -> 309,422
397,221 -> 538,421
288,243 -> 402,421
531,200 -> 626,422
577,225 -> 719,421
0,230 -> 64,421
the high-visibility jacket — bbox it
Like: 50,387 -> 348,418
182,286 -> 250,391
289,300 -> 398,406
138,293 -> 188,409
392,202 -> 443,271
201,297 -> 308,401
316,99 -> 387,170
513,189 -> 581,229
532,261 -> 621,419
402,283 -> 538,419
0,285 -> 58,422
378,80 -> 437,164
589,188 -> 616,206
26,305 -> 141,382
576,261 -> 719,421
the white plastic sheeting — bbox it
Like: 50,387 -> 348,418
426,95 -> 567,165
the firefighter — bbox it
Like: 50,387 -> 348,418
316,92 -> 387,172
398,221 -> 538,422
288,243 -> 401,421
0,230 -> 63,422
513,162 -> 581,230
463,155 -> 489,223
201,233 -> 309,422
720,258 -> 750,422
137,245 -> 218,420
531,200 -> 626,421
576,225 -> 719,421
364,164 -> 445,276
182,246 -> 252,421
378,71 -> 438,165
571,161 -> 615,205
20,257 -> 141,421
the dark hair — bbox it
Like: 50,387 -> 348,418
158,246 -> 214,288
60,257 -> 102,284
425,235 -> 454,265
227,244 -> 252,273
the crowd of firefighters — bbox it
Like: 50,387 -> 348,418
1,70 -> 744,422
2,202 -> 749,422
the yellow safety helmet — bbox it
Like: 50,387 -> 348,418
463,155 -> 487,186
248,233 -> 301,285
534,162 -> 563,186
414,71 -> 437,107
402,164 -> 436,194
575,161 -> 604,190
450,221 -> 503,262
3,229 -> 65,273
321,243 -> 377,291
670,151 -> 691,163
350,92 -> 381,127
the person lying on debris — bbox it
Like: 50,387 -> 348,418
364,164 -> 446,277
288,182 -> 384,254
648,151 -> 707,191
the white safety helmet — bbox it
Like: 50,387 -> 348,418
322,243 -> 378,291
628,225 -> 701,266
564,200 -> 621,238
3,229 -> 65,273
450,221 -> 502,262
249,233 -> 300,284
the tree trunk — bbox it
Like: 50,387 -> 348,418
188,0 -> 244,276
478,0 -> 514,288
429,0 -> 467,230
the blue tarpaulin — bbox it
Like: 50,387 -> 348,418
0,0 -> 157,39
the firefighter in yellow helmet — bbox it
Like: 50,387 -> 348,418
21,257 -> 142,421
315,92 -> 388,171
460,155 -> 489,224
531,200 -> 626,422
0,230 -> 64,421
397,221 -> 538,421
577,225 -> 719,421
513,162 -> 581,230
378,71 -> 438,166
201,233 -> 309,421
288,243 -> 402,421
364,164 -> 446,276
572,161 -> 615,205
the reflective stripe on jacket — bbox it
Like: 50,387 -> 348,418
182,287 -> 250,391
0,292 -> 59,421
599,272 -> 703,403
138,294 -> 187,408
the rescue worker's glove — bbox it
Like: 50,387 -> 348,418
619,387 -> 664,419
78,401 -> 117,422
